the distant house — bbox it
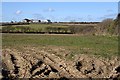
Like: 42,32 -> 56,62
22,19 -> 51,23
11,21 -> 14,23
10,20 -> 17,23
47,19 -> 51,23
23,19 -> 31,23
31,19 -> 41,23
41,19 -> 51,23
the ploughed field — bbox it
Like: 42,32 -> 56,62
1,34 -> 120,79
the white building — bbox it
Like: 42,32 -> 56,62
41,19 -> 51,23
22,19 -> 51,23
31,19 -> 41,23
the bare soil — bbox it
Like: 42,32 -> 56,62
1,46 -> 120,79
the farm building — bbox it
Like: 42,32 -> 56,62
31,19 -> 41,23
22,19 -> 51,23
22,19 -> 32,23
41,19 -> 51,23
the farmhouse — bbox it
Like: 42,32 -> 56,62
22,19 -> 51,23
41,19 -> 51,23
31,19 -> 41,23
22,19 -> 31,23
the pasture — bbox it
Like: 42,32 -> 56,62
2,25 -> 119,78
2,23 -> 96,34
2,33 -> 119,59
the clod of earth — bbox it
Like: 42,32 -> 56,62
115,66 -> 120,73
1,47 -> 120,79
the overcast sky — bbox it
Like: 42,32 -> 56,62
2,2 -> 119,22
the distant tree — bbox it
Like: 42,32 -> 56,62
11,21 -> 14,23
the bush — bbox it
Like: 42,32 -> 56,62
68,25 -> 95,34
2,26 -> 33,33
45,26 -> 70,33
97,18 -> 119,35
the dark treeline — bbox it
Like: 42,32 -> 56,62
1,21 -> 99,26
1,22 -> 30,26
54,22 -> 99,24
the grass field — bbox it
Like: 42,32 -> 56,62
2,23 -> 96,34
7,23 -> 69,31
2,34 -> 119,59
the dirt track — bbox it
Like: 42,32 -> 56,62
1,46 -> 120,79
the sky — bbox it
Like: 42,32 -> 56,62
1,0 -> 120,2
2,2 -> 119,22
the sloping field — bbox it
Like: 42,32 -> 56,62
1,34 -> 120,79
2,46 -> 120,79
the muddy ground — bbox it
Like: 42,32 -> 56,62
1,46 -> 120,79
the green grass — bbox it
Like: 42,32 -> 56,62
7,23 -> 96,33
11,23 -> 69,32
2,34 -> 119,59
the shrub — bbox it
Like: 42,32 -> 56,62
45,26 -> 70,33
97,18 -> 119,35
68,25 -> 95,34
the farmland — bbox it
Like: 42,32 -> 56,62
1,20 -> 120,79
2,33 -> 120,79
2,23 -> 96,34
2,34 -> 119,58
1,1 -> 120,79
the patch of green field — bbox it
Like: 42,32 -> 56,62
5,23 -> 95,33
2,34 -> 119,58
11,23 -> 69,32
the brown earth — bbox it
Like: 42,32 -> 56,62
1,46 -> 120,79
